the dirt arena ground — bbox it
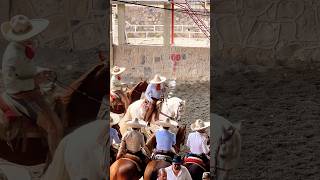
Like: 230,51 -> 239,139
213,65 -> 320,179
0,42 -> 210,179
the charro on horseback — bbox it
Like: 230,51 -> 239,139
110,66 -> 130,111
0,15 -> 63,159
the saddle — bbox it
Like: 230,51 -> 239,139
152,151 -> 174,163
123,153 -> 144,172
184,154 -> 208,171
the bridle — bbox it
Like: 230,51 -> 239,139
214,126 -> 236,176
158,100 -> 184,122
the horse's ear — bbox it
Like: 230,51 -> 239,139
233,121 -> 242,131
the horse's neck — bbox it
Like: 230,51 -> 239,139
145,134 -> 156,151
160,101 -> 173,115
175,126 -> 186,150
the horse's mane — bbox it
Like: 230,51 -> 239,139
176,125 -> 186,145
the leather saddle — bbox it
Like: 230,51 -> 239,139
184,154 -> 208,171
152,151 -> 174,163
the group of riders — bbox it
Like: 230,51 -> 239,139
0,14 -> 213,179
110,65 -> 211,179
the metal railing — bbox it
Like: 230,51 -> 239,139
124,23 -> 209,39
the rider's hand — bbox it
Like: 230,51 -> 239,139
36,70 -> 56,83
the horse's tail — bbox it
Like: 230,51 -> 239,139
41,137 -> 69,180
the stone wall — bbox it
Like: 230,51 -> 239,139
213,0 -> 320,71
0,0 -> 107,50
113,45 -> 209,81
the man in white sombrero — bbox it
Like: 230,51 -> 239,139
144,74 -> 167,123
186,119 -> 210,166
1,15 -> 63,157
154,118 -> 178,158
116,118 -> 148,162
110,65 -> 130,110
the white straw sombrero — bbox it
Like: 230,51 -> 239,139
126,118 -> 147,128
0,164 -> 31,180
110,117 -> 120,126
156,118 -> 178,128
1,15 -> 49,42
111,66 -> 126,75
190,119 -> 210,131
150,74 -> 166,84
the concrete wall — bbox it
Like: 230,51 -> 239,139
113,45 -> 209,81
0,0 -> 107,50
213,0 -> 320,71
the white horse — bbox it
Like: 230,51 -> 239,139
116,97 -> 186,136
211,113 -> 242,180
41,120 -> 107,180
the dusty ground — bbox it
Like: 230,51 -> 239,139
213,66 -> 320,179
0,42 -> 210,179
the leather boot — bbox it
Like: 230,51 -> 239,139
144,105 -> 154,124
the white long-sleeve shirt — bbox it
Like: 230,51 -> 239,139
145,83 -> 165,102
2,42 -> 44,94
110,74 -> 123,91
186,131 -> 210,155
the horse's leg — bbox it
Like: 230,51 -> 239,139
186,164 -> 205,180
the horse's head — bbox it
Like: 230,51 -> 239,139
95,63 -> 108,93
136,81 -> 148,92
127,81 -> 148,102
178,99 -> 186,115
175,99 -> 186,122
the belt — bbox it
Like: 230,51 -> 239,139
151,97 -> 159,101
156,150 -> 171,153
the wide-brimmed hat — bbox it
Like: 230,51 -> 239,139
0,164 -> 31,180
156,118 -> 178,128
111,66 -> 126,75
110,117 -> 120,126
150,74 -> 166,84
190,119 -> 210,131
1,15 -> 49,42
172,155 -> 183,164
126,118 -> 147,128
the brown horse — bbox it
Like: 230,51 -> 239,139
184,162 -> 209,180
110,125 -> 186,180
110,81 -> 148,114
143,125 -> 187,180
0,62 -> 108,165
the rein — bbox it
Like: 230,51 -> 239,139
214,127 -> 236,175
51,77 -> 107,106
157,100 -> 182,121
